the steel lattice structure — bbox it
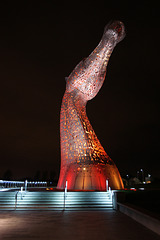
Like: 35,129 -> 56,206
57,21 -> 125,190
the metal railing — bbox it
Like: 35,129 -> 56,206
106,179 -> 113,200
108,187 -> 113,200
64,180 -> 68,209
0,180 -> 47,190
106,179 -> 109,192
14,186 -> 27,210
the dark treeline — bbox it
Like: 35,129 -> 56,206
1,169 -> 58,184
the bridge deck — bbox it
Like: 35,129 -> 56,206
0,210 -> 159,240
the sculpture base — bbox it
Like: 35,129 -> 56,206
57,163 -> 124,191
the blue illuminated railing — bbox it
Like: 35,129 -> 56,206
0,180 -> 47,190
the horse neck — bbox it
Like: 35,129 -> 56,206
60,89 -> 110,165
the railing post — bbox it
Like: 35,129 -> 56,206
106,179 -> 108,192
112,191 -> 117,210
25,180 -> 27,192
65,180 -> 67,193
108,187 -> 113,201
64,180 -> 67,210
20,187 -> 23,200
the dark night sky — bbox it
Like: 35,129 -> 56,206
0,1 -> 159,180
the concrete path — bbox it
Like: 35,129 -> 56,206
0,210 -> 159,240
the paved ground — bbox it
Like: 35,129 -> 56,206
0,210 -> 159,240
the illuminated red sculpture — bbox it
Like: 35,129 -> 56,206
57,21 -> 125,190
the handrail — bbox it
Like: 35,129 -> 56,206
108,187 -> 113,200
15,191 -> 18,209
0,179 -> 47,189
106,179 -> 113,200
65,180 -> 67,193
15,187 -> 27,210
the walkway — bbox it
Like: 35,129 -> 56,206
0,210 -> 159,240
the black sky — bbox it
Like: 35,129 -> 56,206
0,1 -> 159,180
